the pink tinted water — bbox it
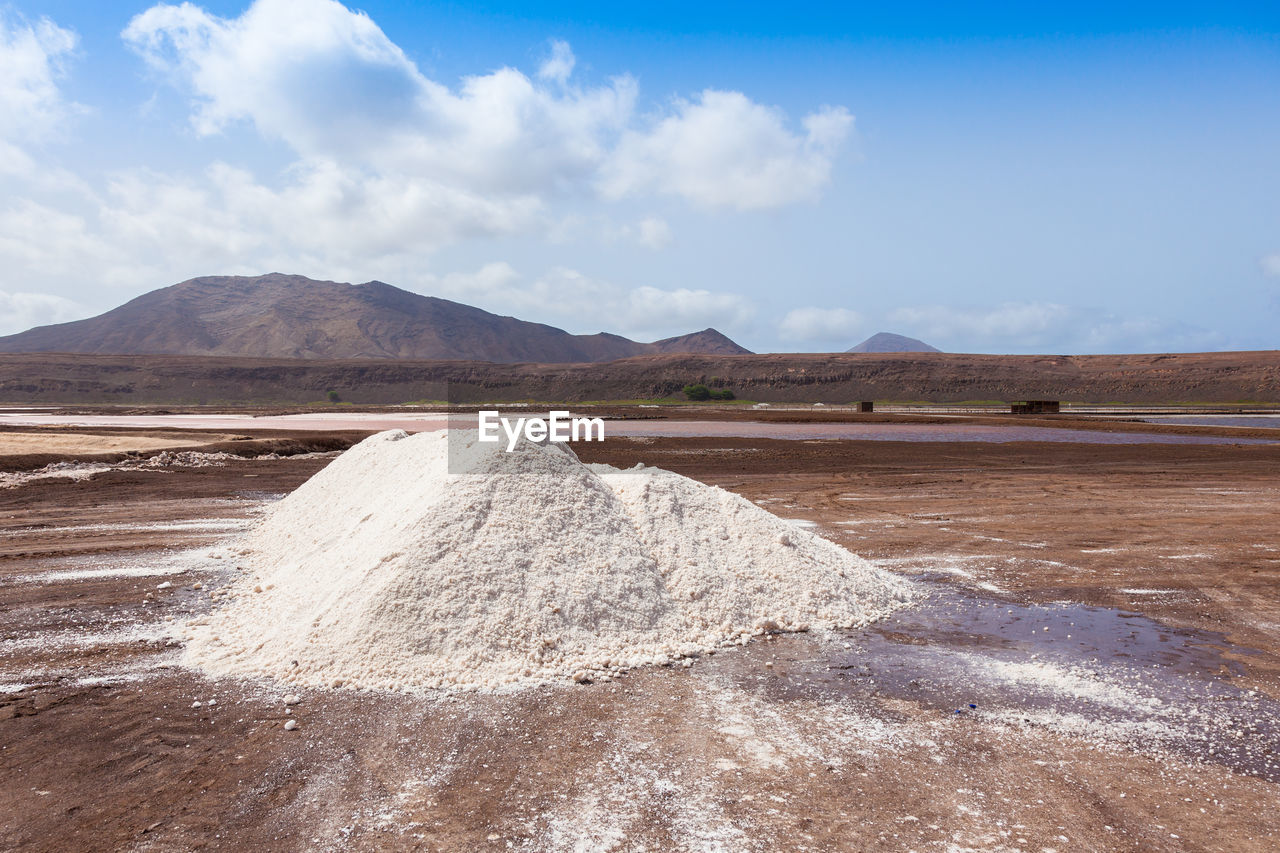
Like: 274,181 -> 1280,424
0,412 -> 1272,444
609,420 -> 1272,444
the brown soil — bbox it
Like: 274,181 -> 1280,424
2,348 -> 1279,405
1,431 -> 1278,850
0,425 -> 371,472
0,431 -> 224,456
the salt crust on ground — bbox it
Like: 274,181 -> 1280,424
184,430 -> 913,691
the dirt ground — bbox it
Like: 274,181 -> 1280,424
2,426 -> 1279,851
0,431 -> 231,457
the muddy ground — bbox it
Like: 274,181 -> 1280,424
2,429 -> 1279,851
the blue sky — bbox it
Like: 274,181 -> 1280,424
2,1 -> 1279,353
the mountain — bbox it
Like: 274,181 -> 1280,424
847,332 -> 941,354
0,273 -> 752,363
646,328 -> 747,356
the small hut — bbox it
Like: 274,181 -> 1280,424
1011,400 -> 1060,414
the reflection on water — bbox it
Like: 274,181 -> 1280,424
1138,415 -> 1280,429
609,421 -> 1275,445
0,411 -> 1274,445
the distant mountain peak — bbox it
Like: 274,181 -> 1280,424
650,328 -> 749,355
0,273 -> 753,363
848,332 -> 941,354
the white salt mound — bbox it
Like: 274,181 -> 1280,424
184,430 -> 912,691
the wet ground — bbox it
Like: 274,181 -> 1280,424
3,409 -> 1279,445
2,431 -> 1279,850
1137,415 -> 1280,429
610,421 -> 1275,445
834,588 -> 1279,782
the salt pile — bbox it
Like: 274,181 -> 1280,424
184,430 -> 912,691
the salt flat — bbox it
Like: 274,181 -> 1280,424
1,425 -> 1278,850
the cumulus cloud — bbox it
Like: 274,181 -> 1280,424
124,1 -> 639,198
430,263 -> 753,341
0,199 -> 123,279
123,0 -> 425,148
121,0 -> 846,206
1,0 -> 835,335
890,302 -> 1073,345
635,216 -> 673,249
613,216 -> 673,249
601,92 -> 852,209
778,307 -> 862,344
0,11 -> 80,144
538,39 -> 575,84
888,301 -> 1222,354
0,288 -> 83,335
624,284 -> 753,334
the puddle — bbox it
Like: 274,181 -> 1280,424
743,585 -> 1280,781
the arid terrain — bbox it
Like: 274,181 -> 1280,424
1,348 -> 1278,406
1,414 -> 1278,851
0,274 -> 748,363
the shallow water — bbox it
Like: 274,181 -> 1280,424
1138,415 -> 1280,429
609,420 -> 1275,445
0,411 -> 1272,445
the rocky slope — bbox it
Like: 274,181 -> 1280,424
1,350 -> 1277,404
0,274 -> 750,363
848,332 -> 941,353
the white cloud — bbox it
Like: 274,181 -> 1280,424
624,284 -> 753,334
0,288 -> 83,335
601,91 -> 852,210
124,0 -> 633,195
778,306 -> 862,344
887,301 -> 1222,354
123,0 -> 424,149
635,216 -> 673,249
613,215 -> 673,249
430,263 -> 752,341
538,39 -> 575,84
891,302 -> 1073,344
0,13 -> 90,191
0,199 -> 129,281
0,11 -> 80,144
122,0 -> 846,206
1260,254 -> 1280,277
0,1 -> 842,336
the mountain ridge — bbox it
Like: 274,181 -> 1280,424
0,273 -> 752,363
848,332 -> 941,354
